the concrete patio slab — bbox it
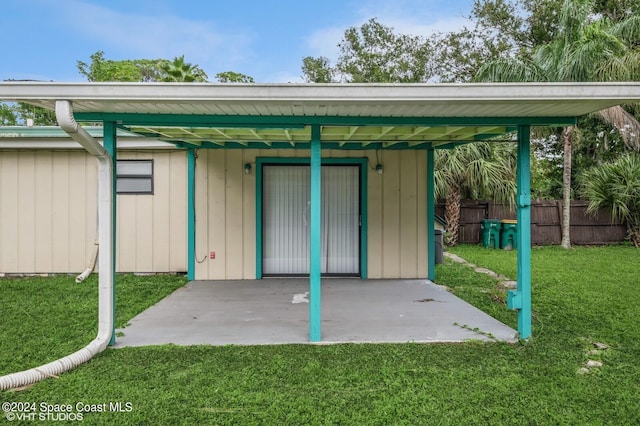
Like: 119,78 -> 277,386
114,279 -> 517,347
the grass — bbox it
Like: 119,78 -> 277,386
0,274 -> 186,374
2,246 -> 640,424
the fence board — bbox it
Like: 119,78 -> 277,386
436,200 -> 626,245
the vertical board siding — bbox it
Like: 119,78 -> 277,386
34,151 -> 53,272
0,152 -> 19,271
116,150 -> 187,273
366,151 -> 383,278
241,150 -> 256,278
67,153 -> 89,271
152,153 -> 171,271
208,150 -> 227,279
194,149 -> 428,280
17,152 -> 36,272
399,151 -> 418,278
169,152 -> 187,271
2,147 -> 430,278
416,152 -> 428,278
194,148 -> 210,276
0,149 -> 186,274
225,150 -> 245,277
381,151 -> 401,278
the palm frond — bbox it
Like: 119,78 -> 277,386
555,25 -> 624,81
474,58 -> 546,82
534,42 -> 565,80
610,14 -> 640,45
597,106 -> 640,151
582,153 -> 640,223
558,0 -> 594,43
435,142 -> 517,206
597,50 -> 640,81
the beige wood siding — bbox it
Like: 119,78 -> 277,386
116,151 -> 187,273
194,149 -> 429,280
0,149 -> 186,274
1,150 -> 97,273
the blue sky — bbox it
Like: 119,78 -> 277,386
1,0 -> 473,83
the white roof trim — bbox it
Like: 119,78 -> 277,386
1,82 -> 640,119
0,81 -> 639,101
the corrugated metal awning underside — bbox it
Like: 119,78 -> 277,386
125,124 -> 513,149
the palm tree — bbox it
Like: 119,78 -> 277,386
582,153 -> 640,246
160,55 -> 208,82
475,0 -> 640,248
435,142 -> 517,246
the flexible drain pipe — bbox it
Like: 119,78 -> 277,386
0,100 -> 114,390
76,239 -> 99,283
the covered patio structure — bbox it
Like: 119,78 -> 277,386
2,81 -> 640,347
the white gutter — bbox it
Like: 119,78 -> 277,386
0,100 -> 114,390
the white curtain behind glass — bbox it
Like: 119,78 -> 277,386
262,165 -> 359,275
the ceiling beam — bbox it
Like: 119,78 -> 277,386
75,112 -> 578,127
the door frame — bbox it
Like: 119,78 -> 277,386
256,157 -> 368,279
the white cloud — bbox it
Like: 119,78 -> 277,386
306,26 -> 344,60
305,0 -> 471,62
384,16 -> 470,38
56,0 -> 254,76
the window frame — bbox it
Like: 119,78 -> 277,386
116,159 -> 154,195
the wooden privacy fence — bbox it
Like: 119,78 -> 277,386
435,200 -> 627,245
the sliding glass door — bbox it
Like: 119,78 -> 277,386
262,165 -> 360,276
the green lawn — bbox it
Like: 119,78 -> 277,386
2,246 -> 639,425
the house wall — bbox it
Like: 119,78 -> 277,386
115,151 -> 187,273
194,149 -> 429,280
0,149 -> 187,274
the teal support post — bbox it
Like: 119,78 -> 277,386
359,163 -> 368,279
508,125 -> 532,339
187,149 -> 196,281
426,146 -> 436,281
309,125 -> 322,342
103,122 -> 117,346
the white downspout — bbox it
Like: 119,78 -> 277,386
0,100 -> 114,390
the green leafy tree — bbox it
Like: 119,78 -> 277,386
0,102 -> 57,126
301,57 -> 335,83
432,0 -> 566,82
582,153 -> 640,246
16,103 -> 57,125
302,18 -> 434,83
593,0 -> 640,21
160,55 -> 208,82
77,51 -> 169,82
215,71 -> 254,83
435,0 -> 640,83
0,103 -> 17,125
475,0 -> 640,248
435,142 -> 517,246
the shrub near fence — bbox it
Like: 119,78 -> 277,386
435,200 -> 627,245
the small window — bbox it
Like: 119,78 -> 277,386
117,160 -> 153,194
